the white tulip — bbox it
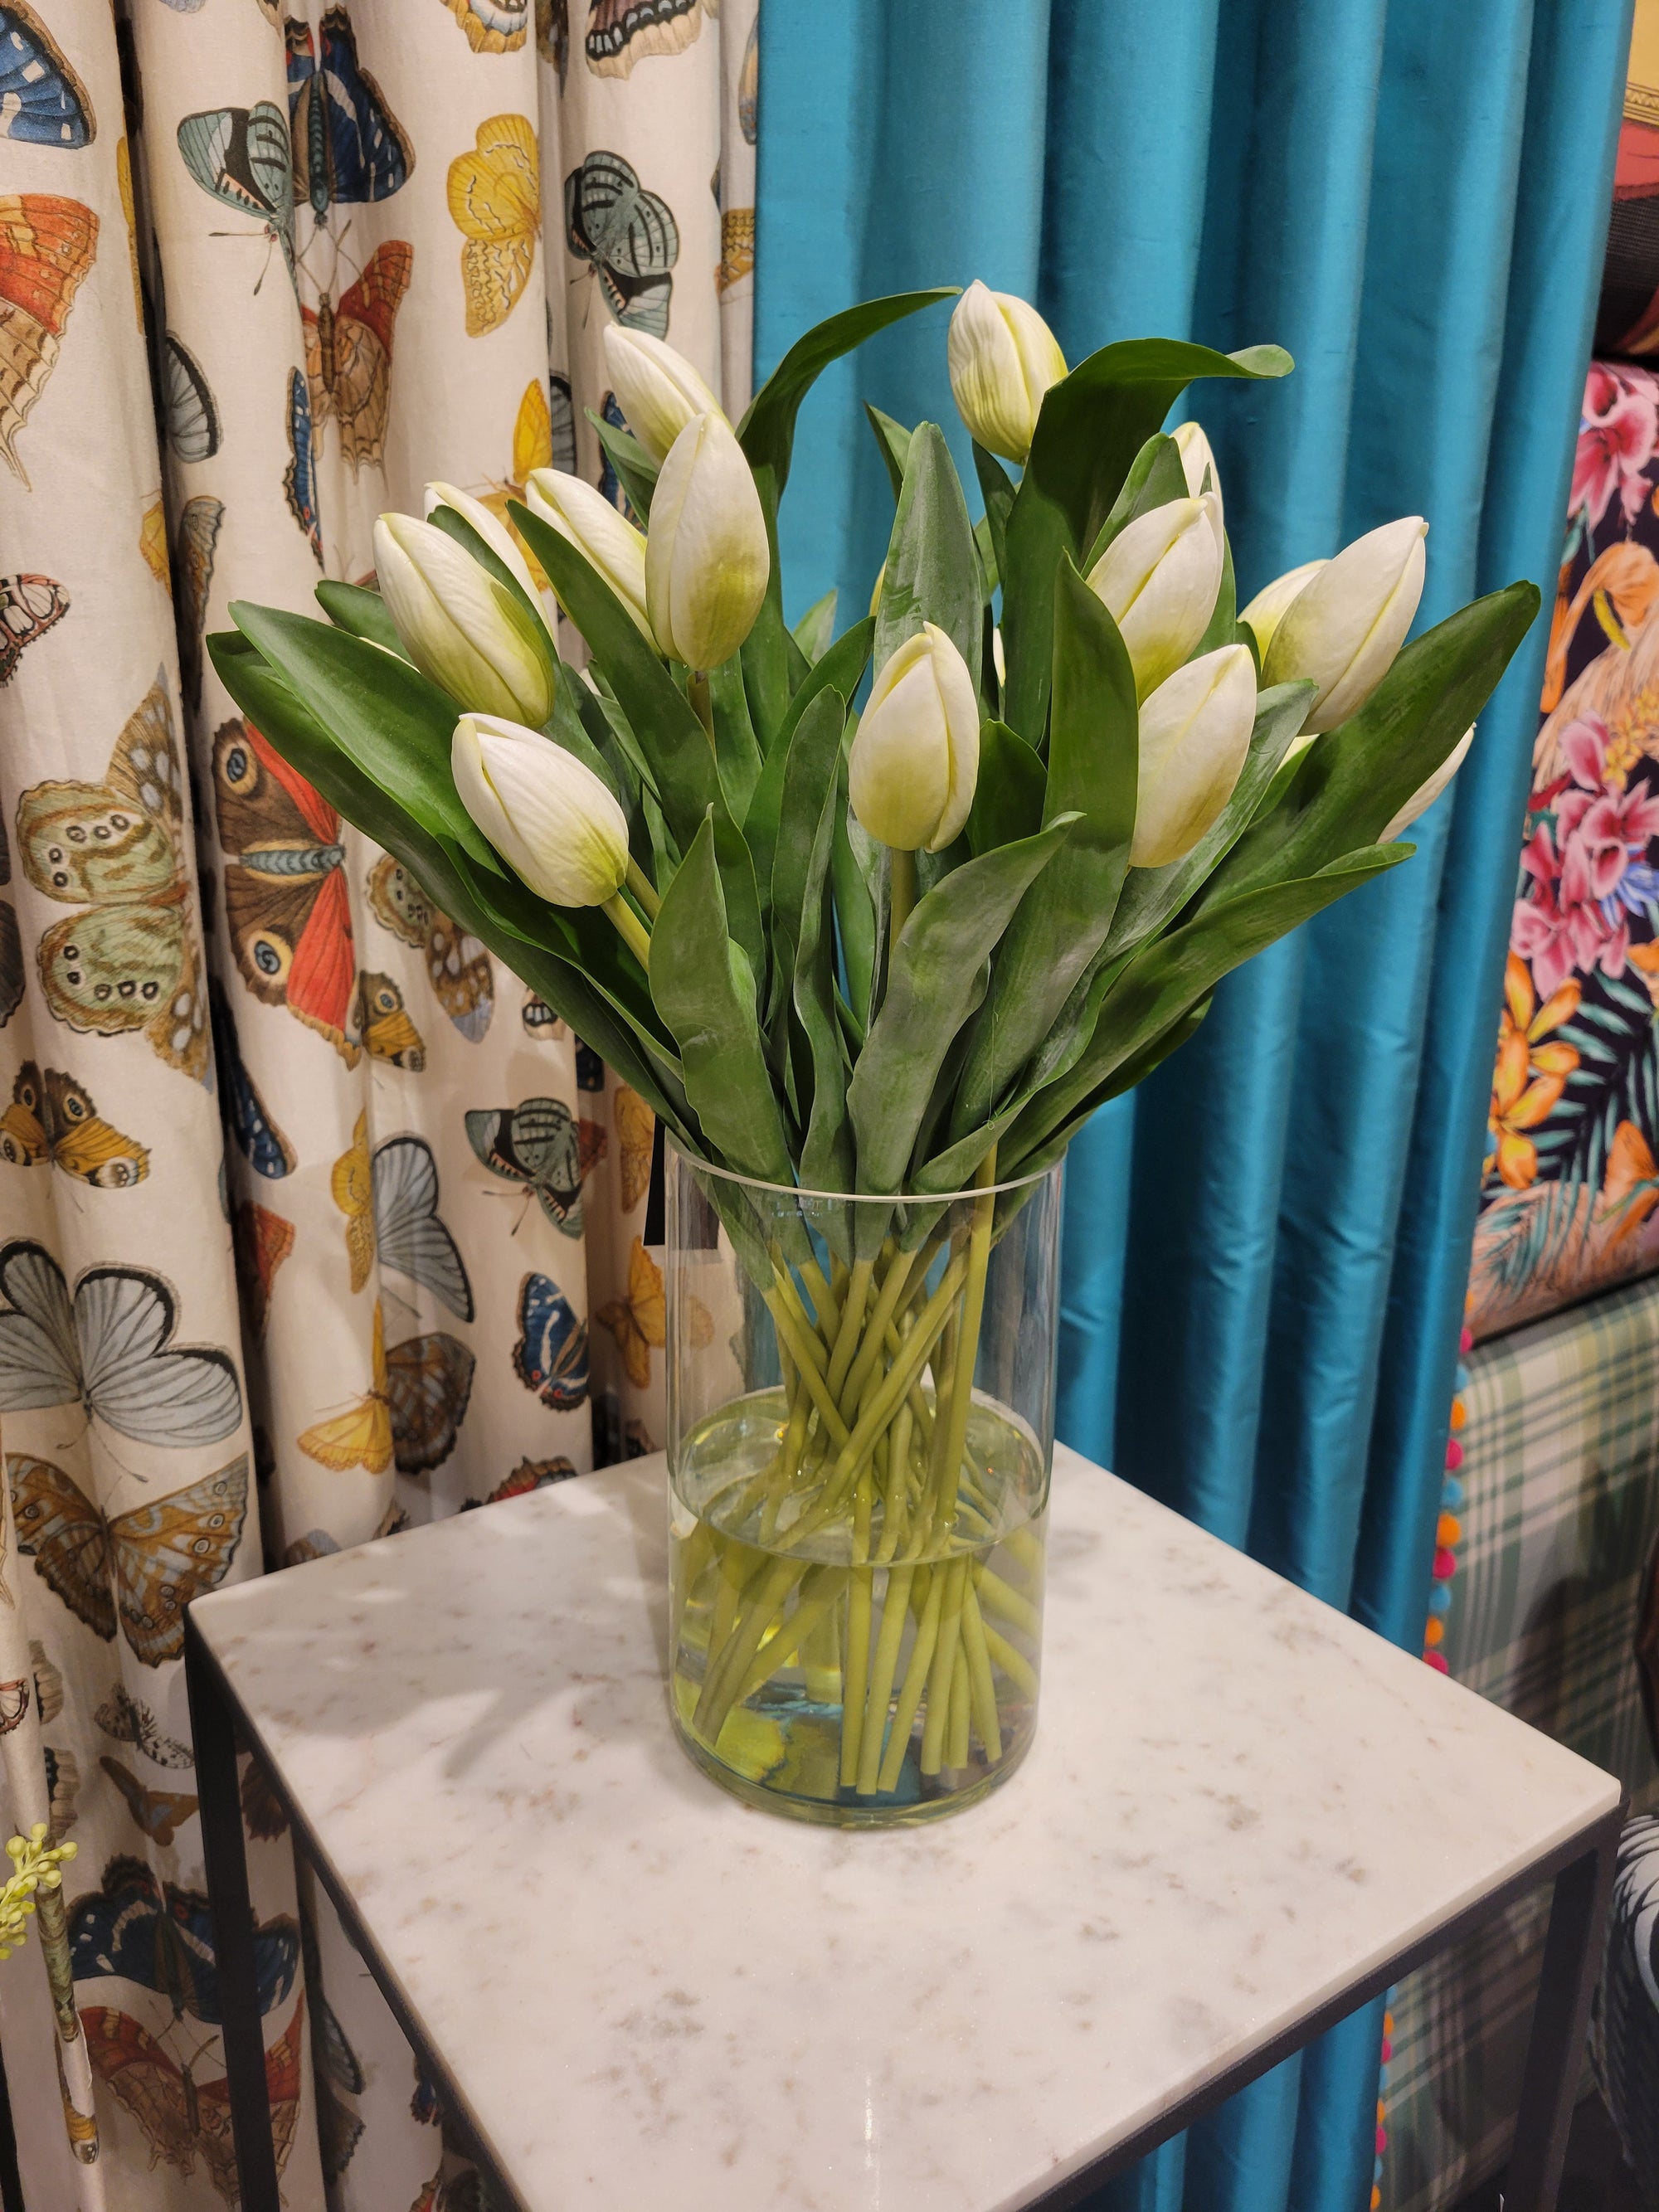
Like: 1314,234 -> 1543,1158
1132,644 -> 1258,868
946,280 -> 1067,464
849,623 -> 980,853
601,325 -> 726,464
1087,492 -> 1224,701
645,411 -> 770,670
373,513 -> 554,726
1262,517 -> 1428,733
1172,421 -> 1224,540
452,713 -> 630,907
1379,726 -> 1474,843
1239,558 -> 1327,663
423,480 -> 541,605
523,468 -> 654,643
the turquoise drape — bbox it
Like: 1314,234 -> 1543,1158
756,2 -> 1630,2205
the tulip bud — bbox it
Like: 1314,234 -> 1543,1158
524,467 -> 654,644
1379,726 -> 1474,843
1087,493 -> 1224,702
946,280 -> 1067,464
1262,517 -> 1428,733
423,480 -> 542,605
645,411 -> 770,670
1238,559 -> 1326,664
848,623 -> 980,853
1172,421 -> 1223,537
374,513 -> 555,726
1131,644 -> 1258,868
601,325 -> 726,464
452,713 -> 630,907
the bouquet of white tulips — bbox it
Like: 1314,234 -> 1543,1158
212,284 -> 1535,1814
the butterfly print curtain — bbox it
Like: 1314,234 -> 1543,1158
0,2 -> 758,2207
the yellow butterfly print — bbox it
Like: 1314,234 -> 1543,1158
0,1061 -> 149,1186
331,1109 -> 375,1291
116,138 -> 142,330
479,379 -> 555,588
440,0 -> 528,53
298,1300 -> 393,1474
447,114 -> 540,338
598,1236 -> 711,1390
139,498 -> 169,592
613,1083 -> 654,1214
16,669 -> 210,1080
355,970 -> 426,1070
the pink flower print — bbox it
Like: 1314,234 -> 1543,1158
1573,364 -> 1659,530
1511,711 -> 1659,996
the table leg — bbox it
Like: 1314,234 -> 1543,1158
1499,1806 -> 1624,2211
183,1613 -> 281,2212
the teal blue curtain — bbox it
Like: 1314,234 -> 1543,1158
756,2 -> 1631,2206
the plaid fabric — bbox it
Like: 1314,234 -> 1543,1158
1384,1275 -> 1659,2212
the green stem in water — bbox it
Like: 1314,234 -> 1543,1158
919,1557 -> 968,1775
877,1568 -> 945,1795
625,856 -> 661,920
839,1475 -> 874,1788
602,892 -> 652,972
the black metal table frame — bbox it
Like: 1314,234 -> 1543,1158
183,1609 -> 1627,2212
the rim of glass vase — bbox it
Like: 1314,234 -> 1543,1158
665,1135 -> 1061,1206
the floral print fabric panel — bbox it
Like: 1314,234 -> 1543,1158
1472,362 -> 1659,1339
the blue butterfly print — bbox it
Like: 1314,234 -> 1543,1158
284,367 -> 322,566
563,150 -> 677,340
596,391 -> 640,523
210,982 -> 294,1179
70,1853 -> 298,2023
177,101 -> 297,295
0,6 -> 94,148
513,1273 -> 588,1411
285,7 -> 413,232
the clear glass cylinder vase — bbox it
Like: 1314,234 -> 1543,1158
665,1145 -> 1062,1826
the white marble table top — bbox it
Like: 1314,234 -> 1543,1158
193,1446 -> 1619,2212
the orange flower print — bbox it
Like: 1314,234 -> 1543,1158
1488,953 -> 1581,1189
1599,1121 -> 1659,1246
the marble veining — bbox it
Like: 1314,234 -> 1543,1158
194,1446 -> 1618,2212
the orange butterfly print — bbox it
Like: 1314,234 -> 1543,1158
100,1756 -> 197,1847
232,1199 -> 294,1339
304,239 -> 413,474
598,1236 -> 710,1390
0,193 -> 98,488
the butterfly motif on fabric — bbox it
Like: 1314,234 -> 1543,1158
161,333 -> 220,462
210,982 -> 296,1179
304,240 -> 413,475
578,1117 -> 606,1182
356,970 -> 426,1068
176,101 -> 297,296
613,1083 -> 654,1213
299,1298 -> 392,1474
72,1851 -> 299,2020
0,1062 -> 150,1185
441,0 -> 528,55
241,1759 -> 287,1840
174,493 -> 223,712
595,388 -> 641,520
332,1109 -> 375,1291
285,7 -> 413,231
100,1757 -> 197,1847
214,717 -> 358,1062
0,571 -> 68,683
300,1908 -> 365,2180
538,0 -> 570,80
462,1455 -> 577,1510
0,7 -> 94,146
8,1450 -> 248,1664
94,1683 -> 193,1771
718,207 -> 755,299
83,1994 -> 305,2205
140,498 -> 169,589
17,668 -> 211,1078
375,1133 -> 475,1318
564,150 -> 677,339
284,365 -> 322,562
737,14 -> 758,143
596,1234 -> 669,1388
44,1741 -> 78,1841
467,1095 -> 584,1237
478,378 -> 558,589
575,1038 -> 604,1091
449,114 -> 540,338
232,1198 -> 294,1340
387,1329 -> 474,1475
521,993 -> 563,1040
367,854 -> 494,1042
0,192 -> 98,487
513,1272 -> 588,1410
116,134 -> 142,325
583,0 -> 703,77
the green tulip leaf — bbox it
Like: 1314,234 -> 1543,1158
709,654 -> 764,821
832,756 -> 880,1035
768,686 -> 847,1017
424,501 -> 560,678
791,589 -> 839,666
866,405 -> 913,502
586,405 -> 659,521
973,445 -> 1016,606
1194,534 -> 1238,659
650,814 -> 795,1185
1081,433 -> 1187,574
1000,994 -> 1214,1185
745,615 -> 874,892
874,421 -> 983,694
315,580 -> 406,659
966,721 -> 1047,856
795,763 -> 854,1194
848,815 -> 1079,1196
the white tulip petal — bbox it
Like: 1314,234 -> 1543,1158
1262,517 -> 1428,732
1172,421 -> 1224,539
1239,559 -> 1327,664
602,325 -> 724,463
453,713 -> 629,907
645,412 -> 769,669
1089,494 -> 1223,700
524,469 -> 654,640
423,480 -> 540,604
1379,725 -> 1474,843
1131,644 -> 1258,868
374,513 -> 552,723
947,280 -> 1065,464
849,622 -> 980,853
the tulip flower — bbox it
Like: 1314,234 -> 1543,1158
601,325 -> 726,464
1379,726 -> 1474,843
423,480 -> 542,605
1087,493 -> 1224,701
1262,517 -> 1428,733
645,411 -> 770,670
1239,558 -> 1327,663
524,468 -> 654,643
946,280 -> 1067,464
1172,421 -> 1223,537
848,623 -> 979,854
374,513 -> 555,726
1131,644 -> 1258,868
453,713 -> 630,907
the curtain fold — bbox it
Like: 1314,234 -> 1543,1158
755,4 -> 1631,2209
